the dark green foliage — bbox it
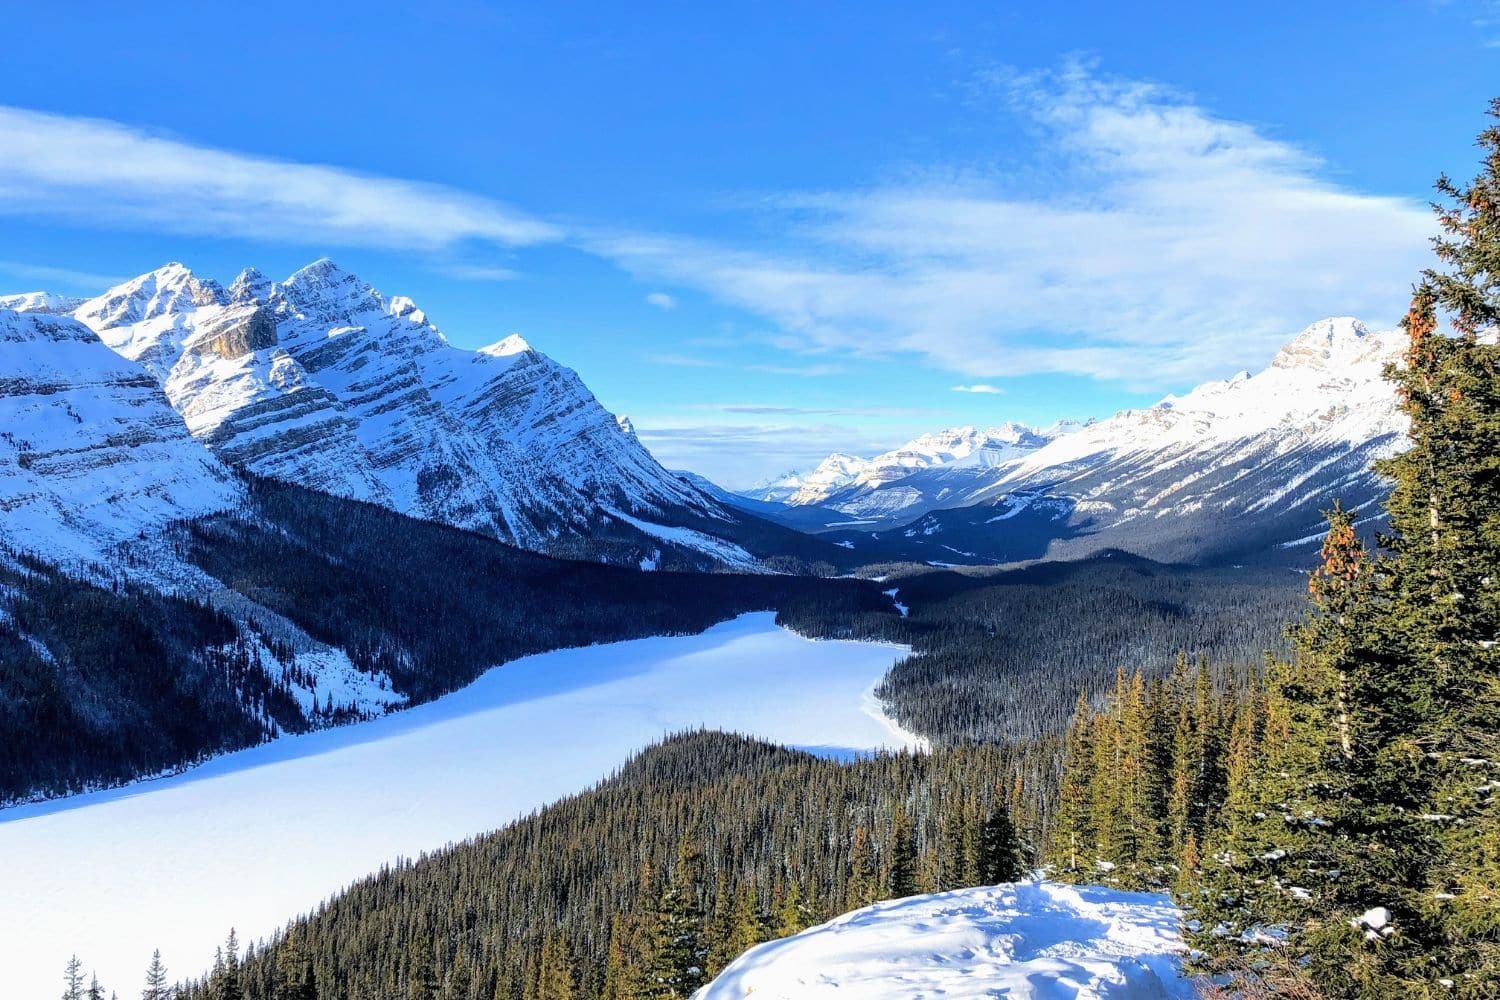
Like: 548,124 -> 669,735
874,553 -> 1300,743
0,557 -> 298,803
1044,658 -> 1250,891
162,732 -> 1047,1000
1183,101 -> 1500,998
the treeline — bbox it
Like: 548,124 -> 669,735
71,731 -> 1049,1000
875,552 -> 1301,743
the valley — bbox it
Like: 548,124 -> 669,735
0,614 -> 917,999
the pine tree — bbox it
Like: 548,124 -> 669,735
887,808 -> 918,898
534,934 -> 575,1000
979,803 -> 1025,884
1372,105 -> 1500,993
143,950 -> 169,1000
1048,690 -> 1096,879
845,826 -> 877,908
644,838 -> 708,999
64,956 -> 85,1000
272,931 -> 316,1000
87,974 -> 105,1000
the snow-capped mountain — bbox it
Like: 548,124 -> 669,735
58,260 -> 757,562
790,318 -> 1407,564
743,423 -> 1065,520
0,291 -> 85,315
0,307 -> 240,565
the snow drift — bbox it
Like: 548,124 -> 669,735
698,880 -> 1193,1000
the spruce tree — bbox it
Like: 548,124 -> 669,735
535,934 -> 575,1000
887,808 -> 918,898
143,951 -> 169,1000
1048,690 -> 1096,879
64,955 -> 85,1000
979,803 -> 1025,884
1373,103 -> 1500,993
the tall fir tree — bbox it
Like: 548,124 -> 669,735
64,955 -> 85,1000
143,950 -> 169,1000
1373,101 -> 1500,994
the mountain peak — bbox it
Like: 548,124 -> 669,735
478,334 -> 531,358
1271,317 -> 1373,370
77,262 -> 224,327
228,267 -> 271,304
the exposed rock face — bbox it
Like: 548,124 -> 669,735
68,260 -> 716,553
0,308 -> 240,564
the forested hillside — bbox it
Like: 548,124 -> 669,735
76,732 -> 1048,1000
0,479 -> 896,804
872,553 -> 1301,742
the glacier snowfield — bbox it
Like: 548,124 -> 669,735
0,614 -> 918,999
700,880 -> 1193,999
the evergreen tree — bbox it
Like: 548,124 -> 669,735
272,931 -> 316,1000
1049,690 -> 1096,879
64,956 -> 85,1000
887,808 -> 918,898
1374,105 -> 1500,993
645,838 -> 708,999
143,951 -> 169,1000
87,975 -> 105,1000
979,803 -> 1025,884
535,934 -> 575,1000
845,826 -> 877,908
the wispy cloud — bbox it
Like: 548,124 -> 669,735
645,352 -> 843,377
0,259 -> 125,292
0,106 -> 559,252
645,291 -> 677,310
443,263 -> 521,282
646,352 -> 723,368
952,383 -> 1003,394
594,62 -> 1434,385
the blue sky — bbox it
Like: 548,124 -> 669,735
1,2 -> 1495,486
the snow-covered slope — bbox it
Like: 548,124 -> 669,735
796,319 -> 1406,563
699,881 -> 1192,1000
751,424 -> 1059,520
62,260 -> 738,560
0,291 -> 84,315
0,308 -> 240,565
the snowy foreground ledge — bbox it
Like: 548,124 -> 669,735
698,881 -> 1193,1000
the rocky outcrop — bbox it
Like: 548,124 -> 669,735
67,259 -> 719,555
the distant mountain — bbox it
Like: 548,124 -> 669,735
779,318 -> 1405,565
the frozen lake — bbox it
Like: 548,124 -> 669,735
1,613 -> 918,999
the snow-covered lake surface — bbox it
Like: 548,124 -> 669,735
1,613 -> 917,999
699,880 -> 1193,999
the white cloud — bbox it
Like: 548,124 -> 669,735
645,291 -> 677,310
443,263 -> 521,282
0,106 -> 558,251
593,63 -> 1435,385
952,384 -> 1003,394
0,259 -> 125,292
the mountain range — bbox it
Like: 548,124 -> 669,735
735,317 -> 1406,565
1,260 -> 838,574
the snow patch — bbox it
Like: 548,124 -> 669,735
698,880 -> 1193,999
